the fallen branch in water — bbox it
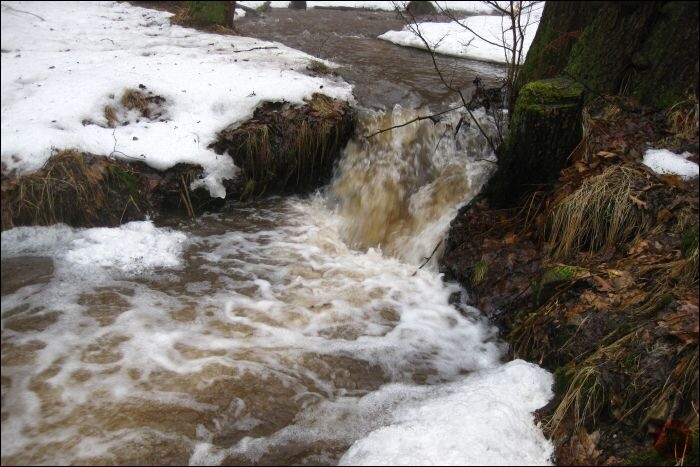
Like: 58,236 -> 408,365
413,239 -> 443,275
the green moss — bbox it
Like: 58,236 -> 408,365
517,78 -> 585,112
515,2 -> 598,91
622,449 -> 674,466
653,292 -> 676,314
628,2 -> 699,109
108,166 -> 140,196
471,259 -> 488,286
540,265 -> 588,286
186,1 -> 228,25
534,264 -> 588,303
681,226 -> 699,258
553,364 -> 574,396
488,76 -> 584,206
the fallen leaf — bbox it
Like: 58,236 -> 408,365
573,428 -> 602,463
659,174 -> 686,188
503,232 -> 518,245
657,302 -> 699,345
657,208 -> 674,223
592,275 -> 614,292
628,240 -> 650,256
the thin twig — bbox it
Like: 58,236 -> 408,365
415,238 -> 443,273
365,104 -> 465,139
2,5 -> 45,21
393,2 -> 499,153
109,128 -> 145,160
231,46 -> 277,53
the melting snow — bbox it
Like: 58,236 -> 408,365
642,148 -> 699,180
1,1 -> 353,197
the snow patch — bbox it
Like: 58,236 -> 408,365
1,1 -> 353,197
378,5 -> 543,63
642,149 -> 699,180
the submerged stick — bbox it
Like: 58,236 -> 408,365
413,239 -> 443,275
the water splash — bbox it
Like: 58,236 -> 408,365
330,105 -> 498,267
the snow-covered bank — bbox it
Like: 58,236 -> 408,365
243,1 -> 497,13
0,1 -> 353,197
379,3 -> 543,64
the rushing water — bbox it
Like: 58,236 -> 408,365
1,6 -> 553,466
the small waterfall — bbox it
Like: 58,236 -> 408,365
0,104 -> 555,466
329,105 -> 498,267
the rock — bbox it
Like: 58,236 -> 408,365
405,1 -> 436,16
289,1 -> 307,10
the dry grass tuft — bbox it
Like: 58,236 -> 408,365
306,60 -> 337,77
101,88 -> 166,128
546,364 -> 605,434
121,89 -> 152,117
1,150 -> 147,229
667,95 -> 699,140
210,94 -> 354,199
104,105 -> 118,128
547,165 -> 650,259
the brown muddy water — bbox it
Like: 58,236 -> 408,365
235,7 -> 504,109
1,5 -> 552,467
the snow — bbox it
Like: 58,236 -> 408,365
1,1 -> 353,197
378,3 -> 543,64
339,360 -> 554,466
642,149 -> 699,180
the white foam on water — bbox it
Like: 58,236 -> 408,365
339,360 -> 554,466
1,220 -> 187,274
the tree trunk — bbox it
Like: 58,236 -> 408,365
227,1 -> 236,28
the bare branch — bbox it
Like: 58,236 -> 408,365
365,104 -> 465,139
1,5 -> 45,21
231,45 -> 278,53
391,1 -> 498,153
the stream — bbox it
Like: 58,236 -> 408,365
1,5 -> 553,465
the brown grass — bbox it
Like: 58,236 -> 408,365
210,94 -> 354,199
104,105 -> 118,128
547,165 -> 650,259
1,150 -> 147,230
121,89 -> 152,117
667,95 -> 699,140
102,88 -> 166,128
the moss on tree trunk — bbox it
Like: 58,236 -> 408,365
487,78 -> 584,207
519,1 -> 698,109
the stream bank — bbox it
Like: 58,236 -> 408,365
441,2 -> 699,464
